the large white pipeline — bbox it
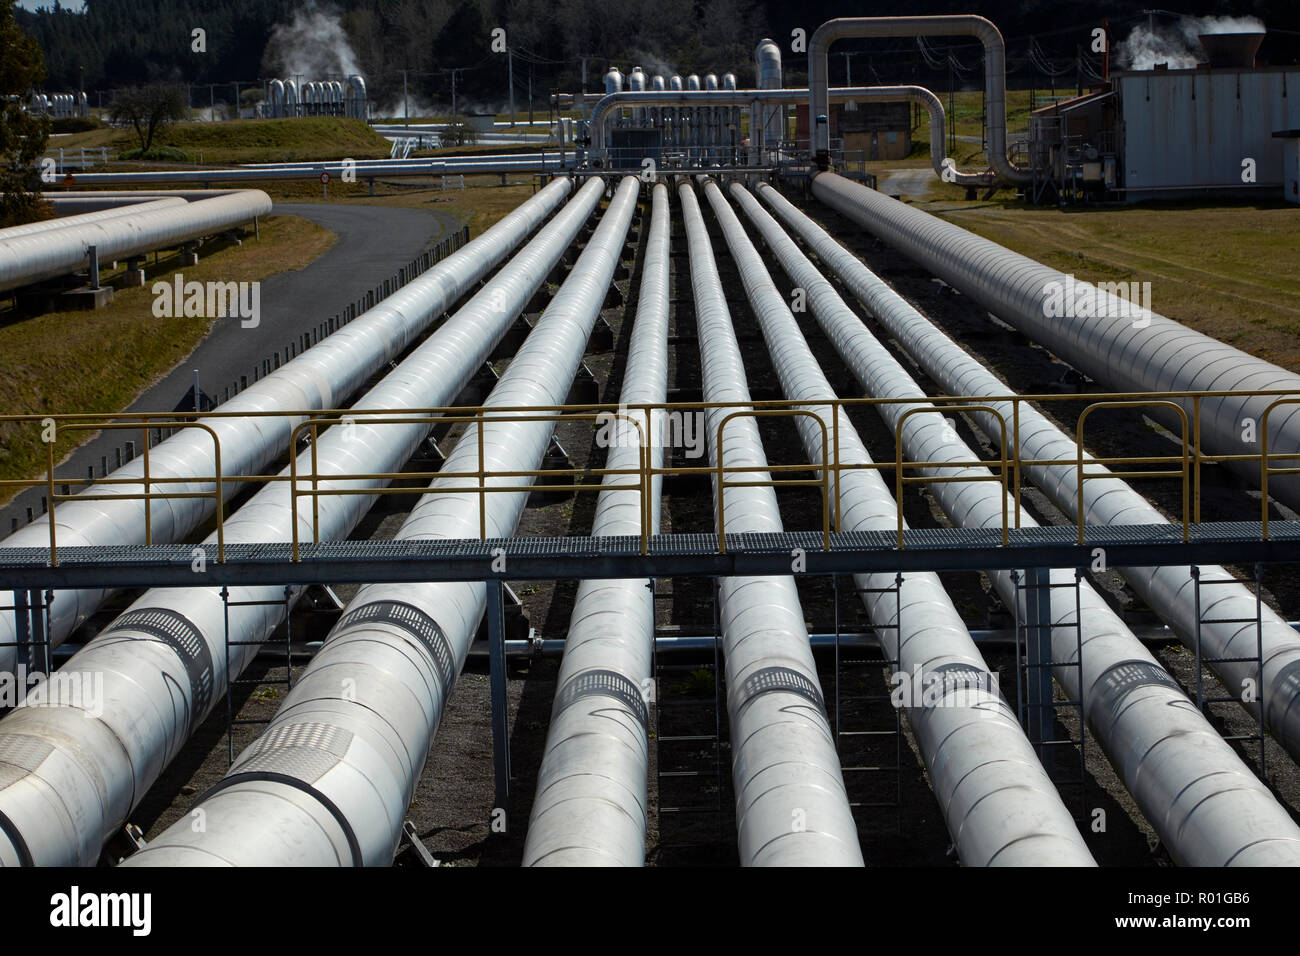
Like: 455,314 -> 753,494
0,176 -> 605,868
757,183 -> 1300,866
522,183 -> 670,866
712,178 -> 1094,866
809,171 -> 1300,513
58,156 -> 565,188
120,177 -> 636,867
0,177 -> 572,678
0,198 -> 188,239
765,183 -> 1300,763
808,16 -> 1030,185
680,178 -> 863,866
0,190 -> 273,292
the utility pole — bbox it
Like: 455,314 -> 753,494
838,51 -> 853,87
403,69 -> 409,127
209,83 -> 215,120
528,64 -> 533,125
451,69 -> 458,125
233,81 -> 241,119
508,49 -> 516,126
577,55 -> 593,122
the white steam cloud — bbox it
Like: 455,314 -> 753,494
262,1 -> 362,80
1116,15 -> 1265,71
628,53 -> 680,84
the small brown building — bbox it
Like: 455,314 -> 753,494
796,101 -> 913,159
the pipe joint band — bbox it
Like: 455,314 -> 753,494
197,771 -> 363,867
103,608 -> 213,734
0,808 -> 33,866
1096,659 -> 1184,721
336,600 -> 455,690
739,665 -> 826,712
553,668 -> 649,730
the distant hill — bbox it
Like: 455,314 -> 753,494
17,0 -> 1300,113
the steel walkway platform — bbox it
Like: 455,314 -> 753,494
1,520 -> 1296,589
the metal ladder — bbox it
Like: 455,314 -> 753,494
1013,567 -> 1087,811
831,573 -> 903,831
652,578 -> 728,858
1191,563 -> 1267,773
221,585 -> 297,765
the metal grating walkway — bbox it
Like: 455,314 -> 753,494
1,520 -> 1297,589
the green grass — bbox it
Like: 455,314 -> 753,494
840,88 -> 1300,373
0,214 -> 336,503
53,116 -> 394,165
916,200 -> 1300,370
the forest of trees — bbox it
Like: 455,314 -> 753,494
14,0 -> 1300,114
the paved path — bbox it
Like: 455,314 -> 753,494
3,201 -> 458,535
876,167 -> 938,197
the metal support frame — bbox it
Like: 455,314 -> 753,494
4,523 -> 1298,592
222,584 -> 296,765
5,589 -> 52,674
487,579 -> 511,812
652,578 -> 726,857
1191,563 -> 1268,772
832,573 -> 903,829
1013,568 -> 1086,803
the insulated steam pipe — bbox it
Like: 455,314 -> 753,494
0,176 -> 606,867
770,185 -> 1300,763
858,86 -> 994,186
0,177 -> 573,678
0,198 -> 187,240
0,189 -> 273,291
712,177 -> 1094,865
756,182 -> 1300,866
755,38 -> 783,161
63,157 -> 566,187
808,16 -> 1029,184
523,182 -> 670,866
121,177 -> 634,867
807,171 -> 1300,513
680,177 -> 863,866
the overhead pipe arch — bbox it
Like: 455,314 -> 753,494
808,15 -> 1030,185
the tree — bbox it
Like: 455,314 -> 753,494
111,84 -> 189,153
0,3 -> 51,228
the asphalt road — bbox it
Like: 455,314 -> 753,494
3,201 -> 457,536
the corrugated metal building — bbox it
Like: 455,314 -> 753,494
1117,65 -> 1300,202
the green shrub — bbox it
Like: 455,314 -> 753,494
50,116 -> 103,134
